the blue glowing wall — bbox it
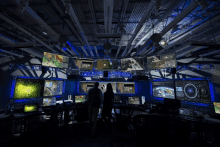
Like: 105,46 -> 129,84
63,80 -> 77,100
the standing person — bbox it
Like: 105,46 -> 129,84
102,83 -> 114,132
87,82 -> 103,136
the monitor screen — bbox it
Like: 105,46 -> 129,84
97,60 -> 112,70
14,79 -> 44,99
42,52 -> 69,69
128,96 -> 140,105
175,80 -> 210,103
43,97 -> 56,107
121,58 -> 144,71
147,53 -> 176,70
116,82 -> 135,94
73,58 -> 93,70
24,104 -> 38,113
79,82 -> 95,93
152,81 -> 175,99
43,80 -> 63,96
213,102 -> 220,114
75,95 -> 86,103
98,82 -> 117,93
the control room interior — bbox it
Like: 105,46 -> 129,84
0,0 -> 220,147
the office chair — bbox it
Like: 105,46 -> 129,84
133,115 -> 169,147
110,106 -> 135,147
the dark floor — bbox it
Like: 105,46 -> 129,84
2,121 -> 216,147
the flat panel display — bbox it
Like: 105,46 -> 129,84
24,104 -> 38,113
175,80 -> 210,103
121,58 -> 144,71
116,82 -> 135,94
152,81 -> 175,99
43,97 -> 56,106
73,58 -> 93,70
79,82 -> 95,93
147,53 -> 176,70
97,60 -> 112,70
75,95 -> 86,103
98,82 -> 116,93
42,52 -> 69,69
214,102 -> 220,114
14,79 -> 44,99
128,96 -> 140,105
43,80 -> 63,96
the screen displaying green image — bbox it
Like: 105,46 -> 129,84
24,104 -> 38,113
14,79 -> 44,99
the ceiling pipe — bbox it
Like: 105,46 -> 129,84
0,49 -> 24,57
176,46 -> 206,58
0,53 -> 11,58
121,0 -> 156,57
80,46 -> 89,57
134,0 -> 180,51
0,14 -> 57,53
115,46 -> 121,57
108,0 -> 114,33
94,46 -> 99,57
136,0 -> 200,55
63,0 -> 94,57
104,0 -> 109,33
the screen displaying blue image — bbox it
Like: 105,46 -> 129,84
43,80 -> 63,96
152,81 -> 175,99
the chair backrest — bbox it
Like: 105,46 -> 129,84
75,105 -> 89,122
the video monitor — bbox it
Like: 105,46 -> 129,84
152,81 -> 175,99
79,82 -> 95,93
43,80 -> 64,96
147,53 -> 177,70
43,97 -> 56,107
128,96 -> 140,105
116,82 -> 135,94
97,60 -> 112,70
121,58 -> 144,71
14,79 -> 44,99
99,82 -> 117,93
75,95 -> 86,103
24,104 -> 38,113
42,52 -> 69,69
142,96 -> 145,105
73,58 -> 93,70
214,102 -> 220,114
175,80 -> 210,103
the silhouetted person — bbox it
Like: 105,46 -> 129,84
102,83 -> 114,132
88,82 -> 102,136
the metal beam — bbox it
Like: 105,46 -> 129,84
115,46 -> 121,57
0,53 -> 11,57
94,46 -> 99,57
108,0 -> 114,33
63,0 -> 94,57
121,1 -> 155,57
80,46 -> 89,57
0,48 -> 24,57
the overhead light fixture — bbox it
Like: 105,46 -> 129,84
159,40 -> 167,46
43,32 -> 48,35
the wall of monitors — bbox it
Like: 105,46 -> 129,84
97,60 -> 112,70
121,58 -> 144,71
152,80 -> 211,104
13,79 -> 64,100
175,80 -> 210,103
42,52 -> 69,69
79,81 -> 135,94
147,53 -> 176,70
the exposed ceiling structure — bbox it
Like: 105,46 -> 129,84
0,0 -> 220,59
